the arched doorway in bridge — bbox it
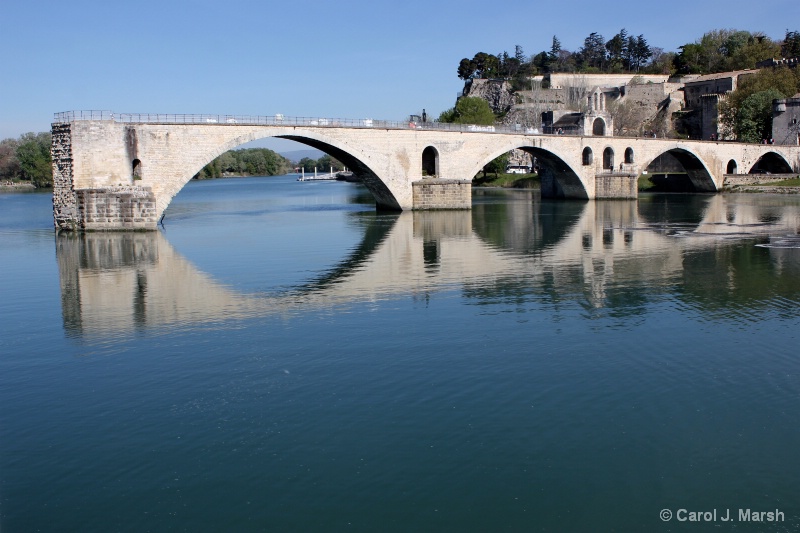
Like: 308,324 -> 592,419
727,160 -> 738,174
132,159 -> 142,180
422,146 -> 439,177
624,148 -> 634,164
603,148 -> 614,170
592,118 -> 606,136
582,147 -> 593,166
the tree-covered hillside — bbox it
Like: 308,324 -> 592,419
455,29 -> 799,87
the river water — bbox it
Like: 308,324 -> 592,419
2,176 -> 800,532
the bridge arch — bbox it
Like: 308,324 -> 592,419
469,142 -> 589,199
526,147 -> 589,198
644,147 -> 717,192
156,128 -> 404,218
727,159 -> 738,174
749,151 -> 793,173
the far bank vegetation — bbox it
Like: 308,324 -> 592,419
194,148 -> 292,179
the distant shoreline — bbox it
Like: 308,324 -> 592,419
0,182 -> 37,192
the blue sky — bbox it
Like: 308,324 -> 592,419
1,0 -> 795,151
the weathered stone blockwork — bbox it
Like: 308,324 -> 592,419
412,179 -> 471,209
595,174 -> 638,199
76,186 -> 158,230
52,123 -> 78,230
722,174 -> 800,187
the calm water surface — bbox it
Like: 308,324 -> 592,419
2,176 -> 800,532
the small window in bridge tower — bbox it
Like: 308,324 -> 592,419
593,118 -> 605,136
603,148 -> 614,170
582,147 -> 593,166
132,159 -> 142,181
625,148 -> 634,164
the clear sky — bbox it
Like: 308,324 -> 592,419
1,0 -> 795,151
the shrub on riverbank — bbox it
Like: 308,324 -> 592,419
474,172 -> 540,189
0,133 -> 52,188
194,148 -> 292,179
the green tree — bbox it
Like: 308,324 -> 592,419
457,58 -> 476,80
781,30 -> 800,58
195,148 -> 290,179
606,29 -> 628,72
532,51 -> 550,73
0,138 -> 21,180
736,89 -> 785,143
447,97 -> 496,125
719,67 -> 800,140
579,32 -> 606,70
674,42 -> 706,74
646,48 -> 676,74
674,29 -> 778,74
482,153 -> 509,178
548,36 -> 562,64
16,132 -> 52,187
317,154 -> 344,172
298,157 -> 317,173
437,107 -> 458,123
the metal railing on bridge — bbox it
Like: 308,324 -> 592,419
51,111 -> 754,143
53,110 -> 550,136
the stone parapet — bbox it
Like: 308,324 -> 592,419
412,179 -> 471,210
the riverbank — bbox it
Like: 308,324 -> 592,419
0,182 -> 37,192
639,173 -> 800,193
472,173 -> 540,189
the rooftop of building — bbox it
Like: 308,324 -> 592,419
684,70 -> 758,84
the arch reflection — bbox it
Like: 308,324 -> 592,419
57,194 -> 800,338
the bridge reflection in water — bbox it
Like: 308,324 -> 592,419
57,194 -> 800,338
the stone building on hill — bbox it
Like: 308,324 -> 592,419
772,93 -> 800,145
679,70 -> 758,140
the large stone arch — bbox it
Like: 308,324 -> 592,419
277,134 -> 401,209
643,147 -> 717,192
748,151 -> 793,173
469,143 -> 589,199
156,127 -> 403,219
522,146 -> 589,199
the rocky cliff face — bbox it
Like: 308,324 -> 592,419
462,79 -> 515,114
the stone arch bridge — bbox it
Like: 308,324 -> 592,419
51,111 -> 800,230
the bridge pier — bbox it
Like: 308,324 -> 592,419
594,173 -> 638,199
52,123 -> 159,230
412,179 -> 472,209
